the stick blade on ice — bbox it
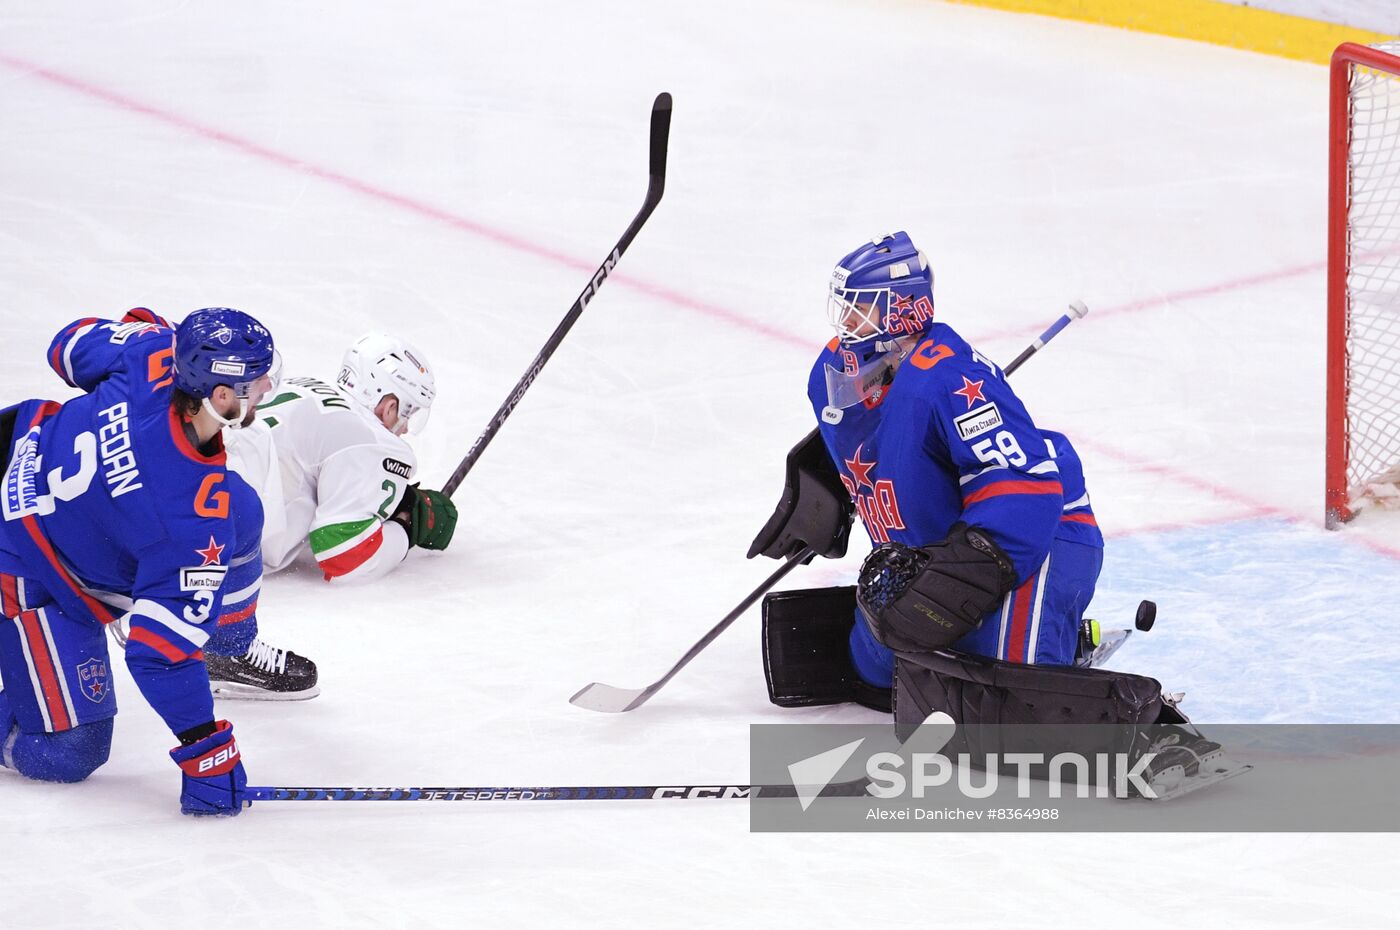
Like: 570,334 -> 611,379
568,682 -> 656,713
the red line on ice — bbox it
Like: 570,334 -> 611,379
0,52 -> 808,349
11,53 -> 1397,558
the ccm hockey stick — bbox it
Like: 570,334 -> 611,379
442,93 -> 673,497
245,779 -> 865,803
569,301 -> 1091,714
246,713 -> 956,805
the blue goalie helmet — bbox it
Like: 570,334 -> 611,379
827,231 -> 935,349
823,232 -> 935,410
172,308 -> 280,428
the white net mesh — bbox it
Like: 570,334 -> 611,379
1346,41 -> 1400,507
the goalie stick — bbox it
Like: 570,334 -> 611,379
569,301 -> 1091,714
441,92 -> 673,497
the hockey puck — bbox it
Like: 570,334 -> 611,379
1135,600 -> 1157,631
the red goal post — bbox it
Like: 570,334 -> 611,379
1327,41 -> 1400,528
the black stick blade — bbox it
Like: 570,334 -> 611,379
649,92 -> 672,186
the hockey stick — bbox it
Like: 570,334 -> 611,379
568,301 -> 1091,714
569,546 -> 814,713
1001,300 -> 1088,377
246,712 -> 955,806
245,778 -> 866,803
441,93 -> 673,497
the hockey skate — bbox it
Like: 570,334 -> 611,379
1133,698 -> 1251,801
207,638 -> 320,701
1075,601 -> 1158,669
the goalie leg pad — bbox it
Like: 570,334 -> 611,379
894,648 -> 1165,787
762,586 -> 890,712
894,650 -> 1248,799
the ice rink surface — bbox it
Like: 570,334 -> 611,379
2,1 -> 1398,926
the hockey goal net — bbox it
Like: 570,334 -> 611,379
1328,41 -> 1400,527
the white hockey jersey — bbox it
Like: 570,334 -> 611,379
226,375 -> 416,582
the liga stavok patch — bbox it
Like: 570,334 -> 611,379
210,360 -> 247,377
180,565 -> 228,591
955,403 -> 1002,441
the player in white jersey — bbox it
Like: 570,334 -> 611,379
210,335 -> 458,698
226,333 -> 459,582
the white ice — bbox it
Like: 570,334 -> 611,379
2,1 -> 1398,926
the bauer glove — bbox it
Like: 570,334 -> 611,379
170,720 -> 248,816
855,524 -> 1018,653
393,484 -> 458,550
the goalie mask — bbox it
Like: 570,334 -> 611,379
824,232 -> 935,409
337,333 -> 436,436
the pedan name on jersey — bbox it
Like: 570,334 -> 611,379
98,402 -> 142,498
954,402 -> 1002,442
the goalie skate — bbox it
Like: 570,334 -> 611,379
1137,717 -> 1252,801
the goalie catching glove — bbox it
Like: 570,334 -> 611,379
856,523 -> 1018,653
391,484 -> 459,550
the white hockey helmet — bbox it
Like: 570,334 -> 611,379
337,333 -> 436,436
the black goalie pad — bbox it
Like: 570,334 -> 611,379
747,429 -> 854,562
894,649 -> 1167,781
762,586 -> 891,712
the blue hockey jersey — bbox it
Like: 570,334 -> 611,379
807,323 -> 1101,584
0,312 -> 260,734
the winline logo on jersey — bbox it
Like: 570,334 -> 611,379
748,716 -> 1400,833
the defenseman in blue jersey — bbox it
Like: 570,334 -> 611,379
0,307 -> 278,815
753,232 -> 1103,710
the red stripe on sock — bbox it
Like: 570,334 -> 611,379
217,599 -> 258,626
128,625 -> 192,663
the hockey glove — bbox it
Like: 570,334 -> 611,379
393,484 -> 459,550
856,524 -> 1018,654
170,720 -> 248,816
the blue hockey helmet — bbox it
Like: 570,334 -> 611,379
172,308 -> 280,427
826,232 -> 935,349
823,233 -> 935,410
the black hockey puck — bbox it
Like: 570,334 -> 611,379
1135,600 -> 1157,631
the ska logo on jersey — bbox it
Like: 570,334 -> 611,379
839,444 -> 906,544
195,536 -> 225,566
76,657 -> 109,704
953,376 -> 986,409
